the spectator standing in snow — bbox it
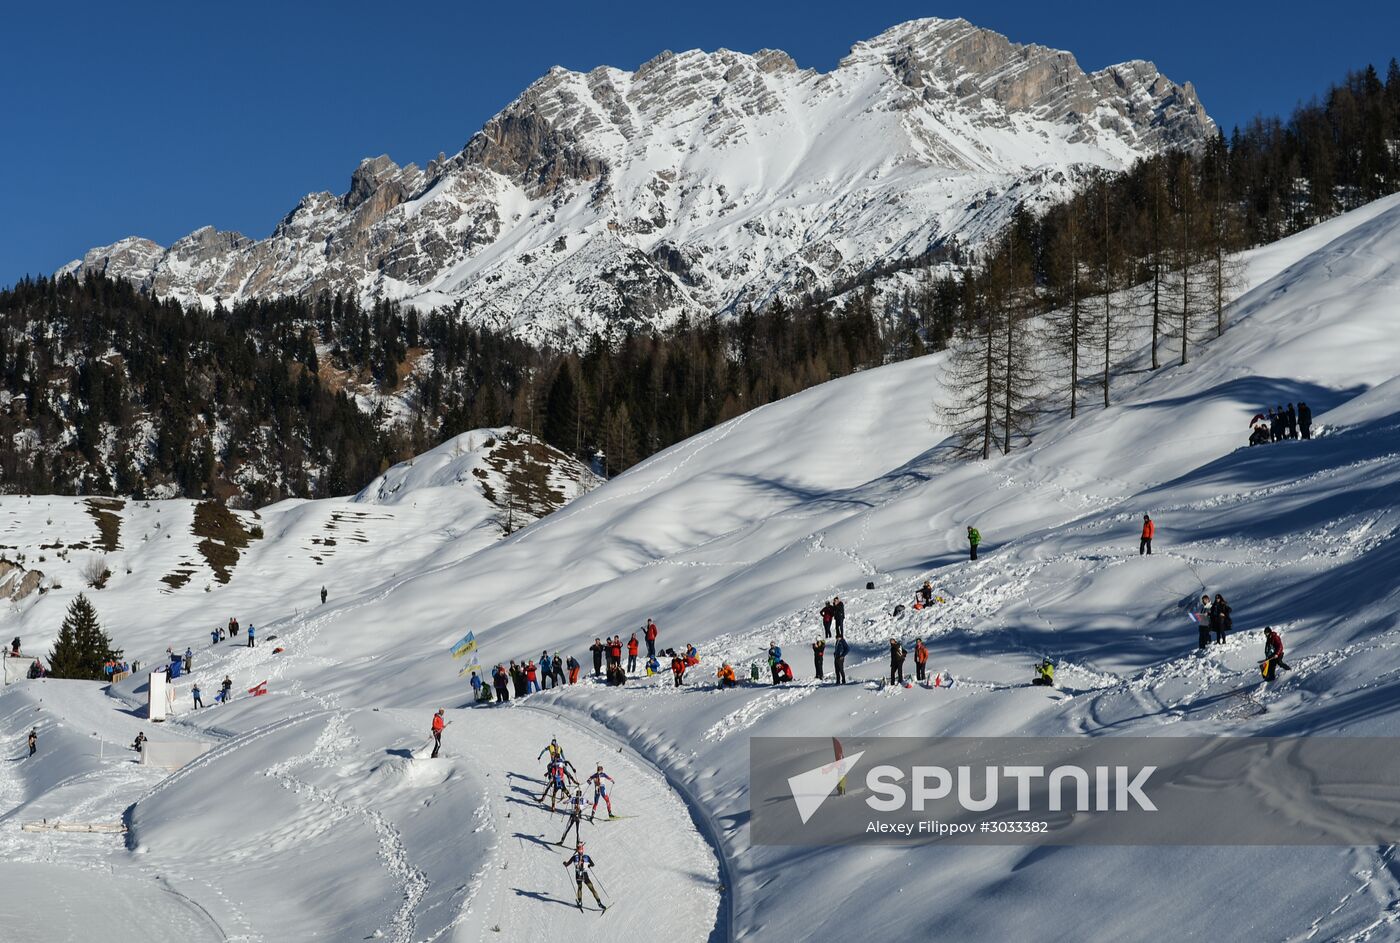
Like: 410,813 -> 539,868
1286,404 -> 1298,439
526,660 -> 540,694
540,652 -> 553,690
551,653 -> 565,687
1140,514 -> 1155,555
1196,594 -> 1213,649
644,619 -> 659,659
833,636 -> 849,685
229,618 -> 238,638
1211,594 -> 1232,644
192,683 -> 203,709
210,627 -> 220,646
914,638 -> 929,682
493,665 -> 510,702
812,638 -> 826,680
820,602 -> 834,638
320,586 -> 327,605
967,526 -> 981,561
430,709 -> 446,758
919,581 -> 934,605
767,644 -> 783,685
246,625 -> 255,648
590,638 -> 604,676
566,655 -> 580,685
627,634 -> 639,674
1262,627 -> 1291,682
889,639 -> 907,685
1298,402 -> 1313,439
671,652 -> 685,687
469,671 -> 483,701
832,596 -> 846,638
133,731 -> 147,752
220,675 -> 233,703
184,647 -> 193,673
27,728 -> 37,758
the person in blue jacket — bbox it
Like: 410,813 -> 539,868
246,624 -> 255,648
540,652 -> 553,690
833,636 -> 850,685
767,643 -> 783,685
563,842 -> 605,912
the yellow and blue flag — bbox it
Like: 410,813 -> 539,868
449,631 -> 477,659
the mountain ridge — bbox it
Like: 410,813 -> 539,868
62,17 -> 1213,344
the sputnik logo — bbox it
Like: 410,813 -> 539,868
787,750 -> 865,824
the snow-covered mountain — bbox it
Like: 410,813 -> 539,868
8,193 -> 1400,942
62,18 -> 1212,345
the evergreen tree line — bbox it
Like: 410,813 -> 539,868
1,60 -> 1395,494
928,60 -> 1400,457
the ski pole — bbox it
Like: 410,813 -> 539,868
591,869 -> 611,902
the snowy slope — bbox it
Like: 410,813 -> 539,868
0,428 -> 598,660
62,18 -> 1212,345
7,195 -> 1400,942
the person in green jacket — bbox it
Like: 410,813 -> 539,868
967,526 -> 981,561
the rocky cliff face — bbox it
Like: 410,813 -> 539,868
63,17 -> 1214,345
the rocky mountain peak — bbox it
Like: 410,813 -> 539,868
62,18 -> 1215,346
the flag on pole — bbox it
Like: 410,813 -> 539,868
248,680 -> 269,697
459,658 -> 482,678
449,632 -> 477,659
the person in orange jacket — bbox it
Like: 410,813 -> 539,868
430,709 -> 447,758
1140,514 -> 1155,555
914,638 -> 929,682
626,634 -> 639,674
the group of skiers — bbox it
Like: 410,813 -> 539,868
533,737 -> 617,912
1250,402 -> 1312,446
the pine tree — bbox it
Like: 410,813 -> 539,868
47,594 -> 122,681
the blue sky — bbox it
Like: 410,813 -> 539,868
1,1 -> 1395,289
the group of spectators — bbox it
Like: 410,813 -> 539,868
1250,402 -> 1312,446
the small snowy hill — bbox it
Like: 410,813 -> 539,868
0,428 -> 598,658
6,195 -> 1400,942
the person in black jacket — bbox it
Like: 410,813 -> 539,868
832,596 -> 846,638
812,639 -> 826,680
1298,401 -> 1313,440
833,636 -> 849,685
590,638 -> 604,676
1285,404 -> 1298,439
888,638 -> 906,685
1210,594 -> 1232,644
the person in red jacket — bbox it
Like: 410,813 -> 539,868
430,709 -> 446,758
914,638 -> 929,682
608,637 -> 623,670
1262,627 -> 1291,682
627,634 -> 639,674
820,602 -> 834,639
644,619 -> 659,659
670,652 -> 686,687
1140,514 -> 1155,555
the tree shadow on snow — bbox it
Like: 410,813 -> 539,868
385,748 -> 414,759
